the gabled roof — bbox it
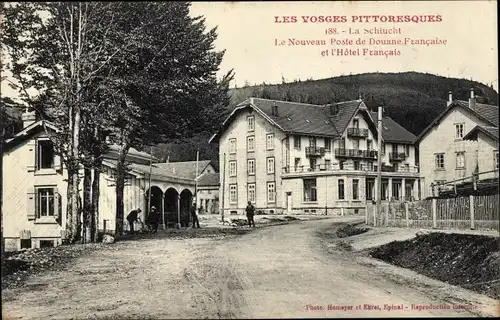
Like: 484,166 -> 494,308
209,97 -> 416,145
414,99 -> 498,143
462,125 -> 499,142
369,112 -> 417,144
3,120 -> 157,163
154,160 -> 213,180
197,172 -> 219,187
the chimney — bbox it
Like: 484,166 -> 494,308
469,88 -> 476,110
22,109 -> 36,128
447,91 -> 453,107
271,101 -> 278,116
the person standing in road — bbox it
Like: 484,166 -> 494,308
191,201 -> 200,228
126,208 -> 142,235
246,201 -> 256,227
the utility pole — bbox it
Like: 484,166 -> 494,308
148,146 -> 153,220
376,106 -> 383,227
193,150 -> 199,225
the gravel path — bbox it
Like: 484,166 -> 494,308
2,217 -> 494,319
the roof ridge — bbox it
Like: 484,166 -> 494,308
456,99 -> 498,108
327,99 -> 362,106
251,97 -> 322,107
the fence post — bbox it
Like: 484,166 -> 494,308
470,195 -> 475,230
432,198 -> 437,229
405,202 -> 409,228
365,205 -> 368,224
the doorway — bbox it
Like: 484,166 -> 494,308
286,192 -> 292,213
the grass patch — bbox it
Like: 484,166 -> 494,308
336,223 -> 370,238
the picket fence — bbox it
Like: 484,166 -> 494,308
366,194 -> 499,231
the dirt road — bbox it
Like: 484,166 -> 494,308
2,218 -> 494,319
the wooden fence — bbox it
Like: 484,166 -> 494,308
366,194 -> 499,231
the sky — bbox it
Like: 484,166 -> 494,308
189,1 -> 498,90
2,1 -> 498,101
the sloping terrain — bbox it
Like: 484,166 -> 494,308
369,232 -> 500,299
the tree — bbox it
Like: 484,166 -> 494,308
1,2 -> 152,242
98,2 -> 233,234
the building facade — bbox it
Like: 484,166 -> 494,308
2,114 -> 197,251
210,97 -> 420,216
415,89 -> 499,198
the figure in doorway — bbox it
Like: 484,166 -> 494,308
191,201 -> 201,228
126,208 -> 142,235
246,201 -> 256,227
147,206 -> 160,234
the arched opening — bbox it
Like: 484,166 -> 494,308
164,188 -> 179,228
180,189 -> 193,227
145,186 -> 163,223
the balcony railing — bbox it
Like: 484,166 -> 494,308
282,164 -> 419,174
305,146 -> 325,157
389,152 -> 407,161
335,148 -> 377,159
347,128 -> 369,138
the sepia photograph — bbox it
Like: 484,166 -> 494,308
1,1 -> 498,319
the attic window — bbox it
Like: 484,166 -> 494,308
305,119 -> 311,123
287,117 -> 292,121
329,105 -> 339,116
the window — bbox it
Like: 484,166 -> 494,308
303,179 -> 317,202
247,159 -> 255,175
294,135 -> 301,149
309,158 -> 317,171
367,161 -> 374,171
339,161 -> 345,170
494,151 -> 499,169
266,133 -> 274,150
309,136 -> 316,148
392,181 -> 401,200
229,185 -> 237,204
247,116 -> 255,131
229,161 -> 237,177
382,181 -> 388,200
405,145 -> 410,156
353,179 -> 359,200
294,158 -> 301,169
366,179 -> 375,200
392,144 -> 398,153
455,123 -> 464,139
382,143 -> 386,155
267,182 -> 276,203
352,139 -> 359,150
247,136 -> 255,152
38,188 -> 55,217
325,159 -> 331,170
354,161 -> 360,170
247,184 -> 256,203
324,138 -> 331,151
267,157 -> 275,174
37,140 -> 54,169
367,139 -> 373,151
456,152 -> 465,169
353,118 -> 359,128
339,138 -> 346,149
229,138 -> 236,154
338,179 -> 345,200
435,153 -> 445,170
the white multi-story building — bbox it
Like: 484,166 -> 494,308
415,89 -> 498,197
210,97 -> 420,216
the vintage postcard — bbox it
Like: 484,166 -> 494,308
1,1 -> 498,319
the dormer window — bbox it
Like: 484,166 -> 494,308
329,105 -> 339,116
271,103 -> 279,116
37,140 -> 54,170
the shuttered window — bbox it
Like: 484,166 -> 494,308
27,186 -> 60,221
